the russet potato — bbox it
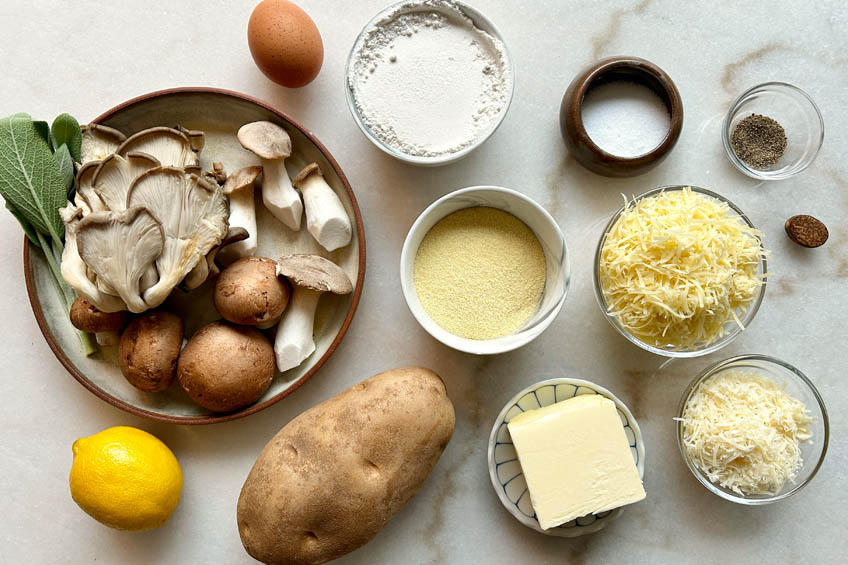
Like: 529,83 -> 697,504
237,366 -> 455,564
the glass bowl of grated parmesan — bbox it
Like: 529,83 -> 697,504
593,185 -> 768,357
676,354 -> 829,504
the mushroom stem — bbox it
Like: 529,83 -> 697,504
263,159 -> 302,231
274,287 -> 321,373
95,331 -> 120,347
293,164 -> 352,252
221,186 -> 258,261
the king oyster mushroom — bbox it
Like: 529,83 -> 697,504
292,163 -> 352,252
274,254 -> 353,373
127,167 -> 229,308
76,207 -> 165,313
80,124 -> 126,165
117,126 -> 199,168
237,121 -> 302,231
218,166 -> 262,263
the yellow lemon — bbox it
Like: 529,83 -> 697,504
69,426 -> 183,531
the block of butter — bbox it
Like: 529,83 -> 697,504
507,394 -> 646,530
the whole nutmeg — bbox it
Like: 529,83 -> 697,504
785,215 -> 828,248
177,321 -> 275,413
119,311 -> 184,392
214,257 -> 290,326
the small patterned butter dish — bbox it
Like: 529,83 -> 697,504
487,378 -> 645,537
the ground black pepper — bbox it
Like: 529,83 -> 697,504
730,113 -> 787,169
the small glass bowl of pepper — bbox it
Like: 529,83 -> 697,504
723,82 -> 824,180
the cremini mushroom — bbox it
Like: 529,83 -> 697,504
119,311 -> 184,392
177,321 -> 275,412
80,124 -> 126,165
127,167 -> 229,309
76,207 -> 165,313
219,166 -> 262,262
117,126 -> 199,168
69,296 -> 130,346
237,121 -> 302,231
292,163 -> 352,252
214,257 -> 290,327
274,254 -> 353,373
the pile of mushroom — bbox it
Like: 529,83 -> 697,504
236,121 -> 353,252
59,120 -> 357,415
61,125 -> 229,314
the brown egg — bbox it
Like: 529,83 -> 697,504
248,0 -> 324,88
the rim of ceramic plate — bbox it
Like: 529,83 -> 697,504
22,86 -> 366,425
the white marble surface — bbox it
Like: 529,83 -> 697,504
1,0 -> 846,563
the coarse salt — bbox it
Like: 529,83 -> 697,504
581,81 -> 670,157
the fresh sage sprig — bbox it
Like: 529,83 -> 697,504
0,112 -> 96,355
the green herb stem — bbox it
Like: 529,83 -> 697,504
34,232 -> 97,356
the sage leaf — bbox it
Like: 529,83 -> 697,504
5,201 -> 41,247
54,144 -> 75,195
0,114 -> 67,243
51,113 -> 82,162
34,121 -> 51,146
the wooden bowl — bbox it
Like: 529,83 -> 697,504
559,56 -> 683,177
23,87 -> 366,424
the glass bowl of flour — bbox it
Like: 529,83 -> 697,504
346,0 -> 514,166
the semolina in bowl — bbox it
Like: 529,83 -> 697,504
400,186 -> 569,355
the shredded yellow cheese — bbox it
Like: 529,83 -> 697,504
599,187 -> 765,348
680,371 -> 813,495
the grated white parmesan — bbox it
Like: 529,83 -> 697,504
599,187 -> 766,349
680,371 -> 813,495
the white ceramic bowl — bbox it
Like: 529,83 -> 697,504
344,0 -> 514,166
399,186 -> 569,354
488,378 -> 646,537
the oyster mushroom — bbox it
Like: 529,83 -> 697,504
207,227 -> 250,278
80,124 -> 126,165
219,166 -> 262,263
74,162 -> 108,213
292,163 -> 352,252
175,125 -> 206,152
237,121 -> 302,231
91,152 -> 160,211
76,207 -> 165,313
69,296 -> 129,346
59,204 -> 127,313
274,254 -> 353,373
117,126 -> 200,168
127,167 -> 229,308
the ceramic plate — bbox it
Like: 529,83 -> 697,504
488,378 -> 645,537
23,88 -> 365,424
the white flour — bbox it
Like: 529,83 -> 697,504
581,81 -> 671,157
348,0 -> 511,158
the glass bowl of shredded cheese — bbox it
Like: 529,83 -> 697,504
676,354 -> 829,504
594,186 -> 768,357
